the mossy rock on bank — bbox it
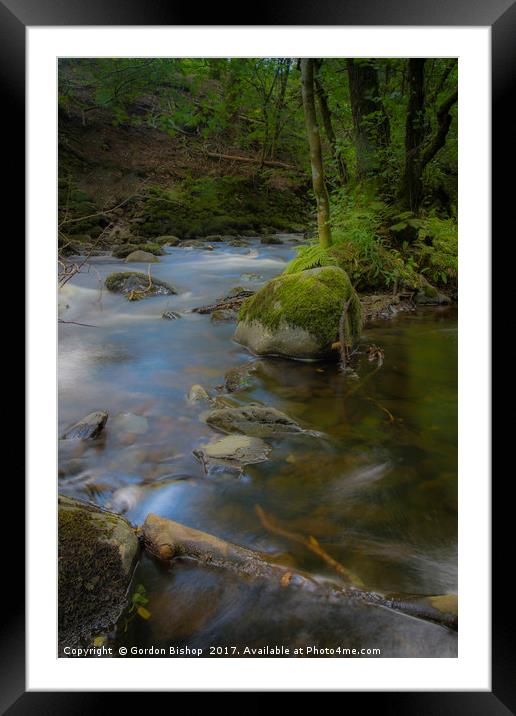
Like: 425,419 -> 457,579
112,243 -> 164,259
154,235 -> 181,246
234,266 -> 362,360
105,271 -> 176,299
58,495 -> 139,650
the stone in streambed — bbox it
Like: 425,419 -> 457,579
58,495 -> 139,650
125,250 -> 159,263
193,435 -> 271,469
234,266 -> 362,360
224,363 -> 258,392
61,411 -> 108,440
188,384 -> 213,405
204,405 -> 316,438
211,308 -> 237,323
105,272 -> 176,299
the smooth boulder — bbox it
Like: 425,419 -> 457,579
58,496 -> 139,649
125,250 -> 159,263
234,266 -> 362,360
193,435 -> 271,469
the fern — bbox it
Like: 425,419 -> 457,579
283,244 -> 337,275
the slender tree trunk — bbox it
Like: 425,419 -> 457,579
314,60 -> 348,186
347,59 -> 390,179
300,58 -> 332,248
270,59 -> 290,160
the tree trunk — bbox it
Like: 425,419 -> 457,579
270,59 -> 291,160
314,60 -> 348,186
399,59 -> 426,212
300,58 -> 332,248
347,59 -> 390,179
399,59 -> 457,214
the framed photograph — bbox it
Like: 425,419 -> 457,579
7,0 -> 509,706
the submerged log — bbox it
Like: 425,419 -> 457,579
141,514 -> 457,631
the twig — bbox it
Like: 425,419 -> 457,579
365,397 -> 395,423
58,319 -> 98,328
255,505 -> 364,589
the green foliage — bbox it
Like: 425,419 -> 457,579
283,244 -> 337,274
412,215 -> 458,285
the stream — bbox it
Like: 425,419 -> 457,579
58,236 -> 458,658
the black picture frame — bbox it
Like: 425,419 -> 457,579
6,0 -> 510,708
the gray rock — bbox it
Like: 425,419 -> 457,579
105,271 -> 177,298
260,235 -> 283,244
204,405 -> 316,438
125,250 -> 159,263
193,435 -> 271,469
224,363 -> 258,392
211,309 -> 237,323
61,411 -> 108,440
58,495 -> 139,650
188,384 -> 212,404
162,310 -> 181,320
156,235 -> 181,246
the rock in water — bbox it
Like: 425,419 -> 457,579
125,250 -> 159,263
211,309 -> 237,323
260,235 -> 283,244
188,384 -> 212,404
193,435 -> 271,469
61,411 -> 108,440
234,266 -> 362,360
162,310 -> 181,320
58,495 -> 139,650
224,363 -> 258,392
204,405 -> 315,437
105,271 -> 176,299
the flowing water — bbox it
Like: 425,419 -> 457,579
58,237 -> 458,657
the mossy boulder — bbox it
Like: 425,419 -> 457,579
155,235 -> 181,246
112,243 -> 164,259
58,496 -> 139,650
234,266 -> 362,360
105,271 -> 176,300
125,250 -> 159,263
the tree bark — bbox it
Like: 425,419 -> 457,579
300,58 -> 332,248
399,59 -> 426,213
314,60 -> 348,186
399,59 -> 457,214
347,59 -> 390,179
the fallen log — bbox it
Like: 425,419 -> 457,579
205,151 -> 296,170
141,513 -> 457,631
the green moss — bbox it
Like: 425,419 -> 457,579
112,243 -> 164,259
239,266 -> 362,347
58,501 -> 134,649
133,177 -> 309,239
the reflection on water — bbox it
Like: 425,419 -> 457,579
58,238 -> 457,657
